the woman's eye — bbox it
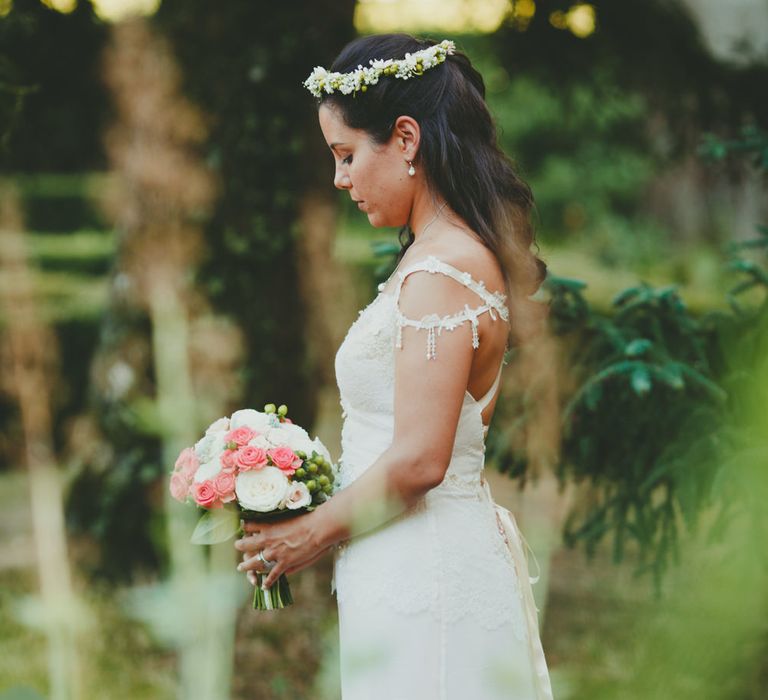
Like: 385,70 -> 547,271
342,155 -> 353,165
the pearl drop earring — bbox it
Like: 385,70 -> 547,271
407,160 -> 416,177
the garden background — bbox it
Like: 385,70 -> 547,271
1,0 -> 767,698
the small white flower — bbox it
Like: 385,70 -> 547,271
303,39 -> 456,98
236,468 -> 290,512
282,482 -> 312,510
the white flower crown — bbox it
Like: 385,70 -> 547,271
303,39 -> 456,98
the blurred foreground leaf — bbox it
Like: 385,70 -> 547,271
190,508 -> 240,545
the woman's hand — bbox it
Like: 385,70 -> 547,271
234,510 -> 331,589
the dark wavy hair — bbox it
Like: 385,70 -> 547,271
315,34 -> 547,343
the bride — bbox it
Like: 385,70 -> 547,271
235,34 -> 554,699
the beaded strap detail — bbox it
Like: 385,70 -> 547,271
393,255 -> 510,360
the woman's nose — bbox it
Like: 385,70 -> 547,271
334,167 -> 351,190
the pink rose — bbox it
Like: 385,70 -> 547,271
213,471 -> 236,503
283,418 -> 293,424
224,426 -> 257,448
220,449 -> 238,472
193,480 -> 219,508
169,471 -> 190,502
268,446 -> 301,475
235,446 -> 268,471
174,447 -> 199,479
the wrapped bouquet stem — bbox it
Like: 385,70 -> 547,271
169,403 -> 337,610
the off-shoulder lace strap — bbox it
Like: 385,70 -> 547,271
393,254 -> 510,360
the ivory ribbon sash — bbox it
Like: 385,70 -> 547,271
484,481 -> 554,700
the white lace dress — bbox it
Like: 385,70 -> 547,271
332,255 -> 553,700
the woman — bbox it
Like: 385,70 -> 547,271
235,34 -> 553,699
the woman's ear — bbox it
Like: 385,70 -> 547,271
392,115 -> 420,161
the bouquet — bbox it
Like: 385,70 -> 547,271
169,403 -> 337,610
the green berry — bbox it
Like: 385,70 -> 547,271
296,450 -> 306,459
295,468 -> 306,479
306,479 -> 317,492
318,475 -> 330,487
264,403 -> 276,414
322,484 -> 333,495
307,463 -> 318,474
277,404 -> 288,417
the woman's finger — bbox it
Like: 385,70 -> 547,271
234,532 -> 264,553
262,561 -> 286,590
237,551 -> 268,573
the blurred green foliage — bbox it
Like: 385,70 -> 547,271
153,0 -> 356,421
61,1 -> 359,579
488,125 -> 768,590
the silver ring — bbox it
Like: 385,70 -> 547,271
256,550 -> 276,572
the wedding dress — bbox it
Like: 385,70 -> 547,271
332,254 -> 553,700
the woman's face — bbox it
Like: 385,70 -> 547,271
318,104 -> 417,228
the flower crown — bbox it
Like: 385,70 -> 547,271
303,39 -> 456,98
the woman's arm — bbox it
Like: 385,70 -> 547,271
239,267 -> 492,587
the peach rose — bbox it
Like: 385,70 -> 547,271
193,480 -> 219,508
224,426 -> 257,448
213,471 -> 236,503
169,471 -> 190,502
235,446 -> 268,471
268,446 -> 300,475
174,447 -> 199,480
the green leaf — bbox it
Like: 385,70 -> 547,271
630,366 -> 652,396
655,363 -> 685,390
190,508 -> 240,545
625,338 -> 652,357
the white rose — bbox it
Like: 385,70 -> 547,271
230,409 -> 274,433
194,456 -> 222,483
194,431 -> 226,464
282,482 -> 312,510
280,422 -> 311,444
266,425 -> 313,455
265,426 -> 295,448
204,416 -> 229,435
236,467 -> 290,512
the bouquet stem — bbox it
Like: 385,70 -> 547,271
252,573 -> 293,610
